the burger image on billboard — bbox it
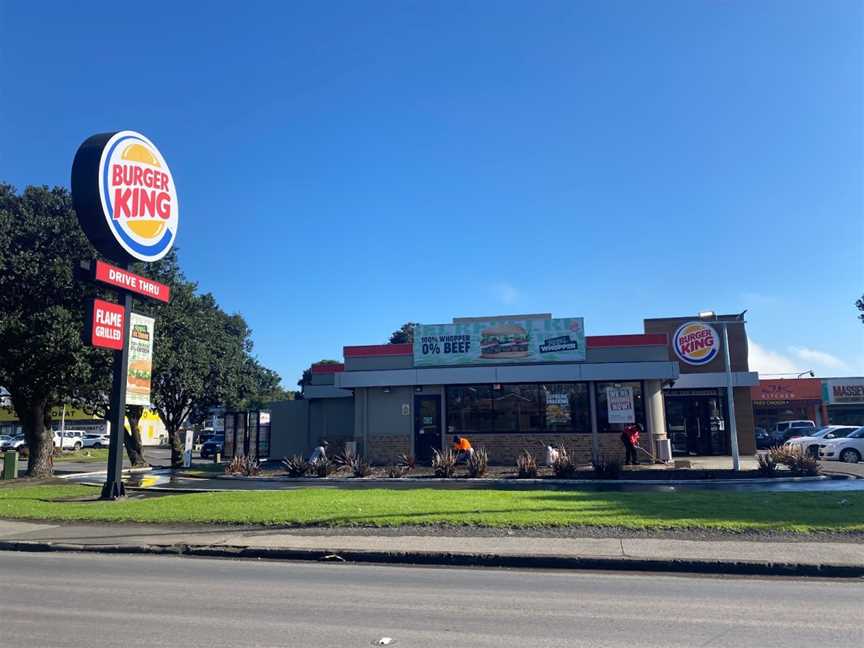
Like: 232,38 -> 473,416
480,324 -> 530,359
127,359 -> 152,391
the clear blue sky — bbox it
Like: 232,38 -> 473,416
1,1 -> 862,385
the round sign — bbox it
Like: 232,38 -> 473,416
672,321 -> 720,366
72,131 -> 178,264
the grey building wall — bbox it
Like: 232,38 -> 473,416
269,400 -> 309,458
269,397 -> 355,459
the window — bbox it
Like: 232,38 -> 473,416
446,385 -> 494,434
541,383 -> 590,433
595,381 -> 645,433
446,382 -> 589,434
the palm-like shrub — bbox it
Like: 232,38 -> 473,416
466,448 -> 488,478
516,450 -> 538,478
282,455 -> 310,477
432,449 -> 456,478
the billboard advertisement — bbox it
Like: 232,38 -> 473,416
126,312 -> 155,406
414,317 -> 585,367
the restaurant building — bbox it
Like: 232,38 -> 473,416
269,312 -> 758,464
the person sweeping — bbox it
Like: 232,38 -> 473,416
621,423 -> 640,465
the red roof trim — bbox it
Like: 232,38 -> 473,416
344,343 -> 413,357
587,334 -> 668,348
311,363 -> 344,373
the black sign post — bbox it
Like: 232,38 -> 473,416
101,280 -> 133,499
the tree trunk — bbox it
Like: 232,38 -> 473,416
12,395 -> 54,478
124,405 -> 147,467
167,424 -> 184,468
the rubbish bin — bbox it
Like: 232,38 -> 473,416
3,451 -> 19,480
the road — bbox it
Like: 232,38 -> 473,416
0,552 -> 861,648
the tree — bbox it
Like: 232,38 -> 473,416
144,268 -> 260,466
123,405 -> 146,467
388,322 -> 418,344
857,295 -> 864,324
0,185 -> 105,477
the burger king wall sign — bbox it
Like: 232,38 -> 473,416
673,321 -> 720,366
72,131 -> 178,264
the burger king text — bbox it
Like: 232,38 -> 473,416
677,328 -> 715,355
111,164 -> 172,220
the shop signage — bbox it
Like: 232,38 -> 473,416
544,390 -> 570,425
672,321 -> 720,366
94,260 -> 170,303
823,378 -> 864,405
126,313 -> 155,406
72,130 -> 179,264
413,317 -> 585,367
86,299 -> 126,350
606,386 -> 635,424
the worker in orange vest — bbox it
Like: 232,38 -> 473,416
621,424 -> 640,465
452,435 -> 475,463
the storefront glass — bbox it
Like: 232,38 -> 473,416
594,382 -> 645,433
664,389 -> 728,455
446,383 -> 589,434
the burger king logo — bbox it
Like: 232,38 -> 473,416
673,321 -> 719,366
97,131 -> 178,262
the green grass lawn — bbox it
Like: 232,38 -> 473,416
0,482 -> 862,532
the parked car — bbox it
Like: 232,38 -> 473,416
82,432 -> 110,449
772,420 -> 817,444
819,427 -> 864,463
1,434 -> 26,451
754,427 -> 772,449
200,435 -> 224,459
785,425 -> 859,457
52,430 -> 84,450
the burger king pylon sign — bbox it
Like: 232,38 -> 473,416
72,130 -> 178,263
71,130 -> 177,500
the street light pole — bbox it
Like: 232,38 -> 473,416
719,321 -> 740,471
699,310 -> 745,472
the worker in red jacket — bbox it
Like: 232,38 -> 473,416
621,424 -> 640,465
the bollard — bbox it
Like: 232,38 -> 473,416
3,451 -> 19,480
214,451 -> 221,464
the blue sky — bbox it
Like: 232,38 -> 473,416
1,0 -> 862,385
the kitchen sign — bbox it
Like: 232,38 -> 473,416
414,317 -> 585,367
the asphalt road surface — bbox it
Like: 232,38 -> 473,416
1,552 -> 862,648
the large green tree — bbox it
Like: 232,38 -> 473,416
0,185 -> 105,476
388,322 -> 418,344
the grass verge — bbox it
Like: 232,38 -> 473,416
0,482 -> 862,532
1,449 -> 110,464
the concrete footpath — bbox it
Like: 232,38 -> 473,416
1,519 -> 862,577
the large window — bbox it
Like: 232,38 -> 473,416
595,381 -> 646,433
446,383 -> 589,434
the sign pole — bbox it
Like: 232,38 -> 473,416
101,285 -> 133,500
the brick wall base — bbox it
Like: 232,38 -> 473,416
458,433 -> 630,465
367,435 -> 411,465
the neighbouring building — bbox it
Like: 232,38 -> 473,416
266,312 -> 758,465
822,377 -> 864,426
751,378 -> 825,430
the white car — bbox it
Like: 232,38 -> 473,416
53,430 -> 84,450
819,427 -> 864,463
82,432 -> 110,448
785,425 -> 859,457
